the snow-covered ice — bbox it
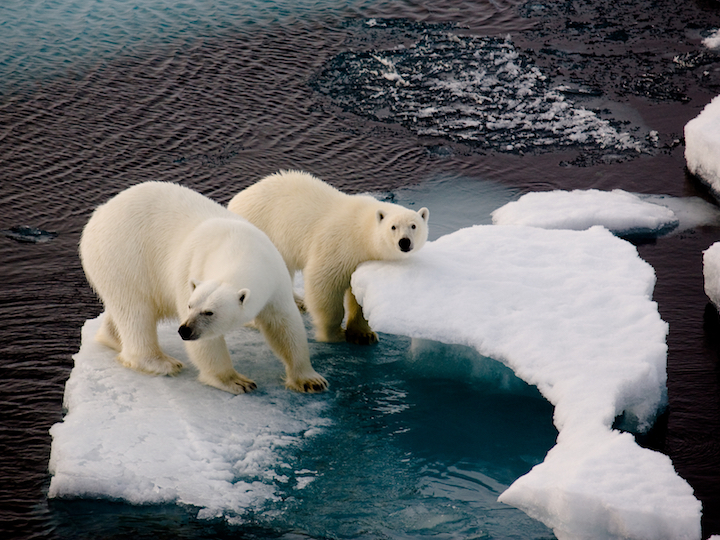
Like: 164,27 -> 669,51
48,317 -> 331,520
491,189 -> 680,237
49,178 -> 709,539
703,29 -> 720,51
352,224 -> 701,540
704,242 -> 720,310
685,95 -> 720,196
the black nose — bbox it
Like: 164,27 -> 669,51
178,324 -> 194,341
399,237 -> 412,252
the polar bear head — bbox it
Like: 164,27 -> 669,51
178,279 -> 251,341
374,203 -> 429,259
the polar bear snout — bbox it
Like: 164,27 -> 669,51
399,237 -> 412,252
178,323 -> 199,341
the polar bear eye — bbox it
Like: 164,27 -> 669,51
202,311 -> 214,317
391,225 -> 396,230
411,224 -> 416,229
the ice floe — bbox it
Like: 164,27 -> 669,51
352,224 -> 701,540
48,316 -> 331,520
491,189 -> 679,238
2,225 -> 58,243
685,95 -> 720,196
704,242 -> 720,310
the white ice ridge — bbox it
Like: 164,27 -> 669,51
702,29 -> 720,50
491,189 -> 679,237
48,317 -> 330,520
352,225 -> 702,540
685,94 -> 720,196
704,242 -> 720,309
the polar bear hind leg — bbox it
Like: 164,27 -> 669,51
96,313 -> 122,351
344,289 -> 378,345
302,263 -> 346,343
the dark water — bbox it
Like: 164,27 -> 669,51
2,0 -> 720,538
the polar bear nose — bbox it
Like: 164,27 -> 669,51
178,324 -> 197,341
399,237 -> 412,252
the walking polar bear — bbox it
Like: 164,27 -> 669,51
228,171 -> 429,345
79,181 -> 327,394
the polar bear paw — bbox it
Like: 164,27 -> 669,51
345,327 -> 379,346
293,292 -> 307,312
286,373 -> 329,393
202,371 -> 258,394
118,352 -> 184,376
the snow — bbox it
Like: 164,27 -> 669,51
685,95 -> 720,196
48,316 -> 331,520
352,224 -> 701,540
491,189 -> 680,237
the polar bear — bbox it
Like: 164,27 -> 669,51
227,171 -> 429,345
79,181 -> 327,394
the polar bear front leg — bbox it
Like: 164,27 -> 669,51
183,337 -> 257,394
344,289 -> 378,345
255,304 -> 328,393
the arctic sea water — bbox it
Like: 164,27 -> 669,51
5,0 -> 719,538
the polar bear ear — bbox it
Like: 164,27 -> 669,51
418,207 -> 429,222
190,278 -> 201,291
238,288 -> 250,306
376,209 -> 386,223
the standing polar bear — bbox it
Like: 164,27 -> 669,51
228,171 -> 429,344
79,181 -> 327,394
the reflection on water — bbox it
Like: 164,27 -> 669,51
2,0 -> 720,538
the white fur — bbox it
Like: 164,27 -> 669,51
228,171 -> 429,344
79,181 -> 327,394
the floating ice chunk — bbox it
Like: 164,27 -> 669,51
702,29 -> 720,50
685,95 -> 720,196
48,316 -> 330,518
500,427 -> 700,540
703,242 -> 720,309
491,189 -> 679,238
351,225 -> 701,540
2,225 -> 58,243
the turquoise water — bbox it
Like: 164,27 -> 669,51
46,328 -> 558,539
43,177 -> 558,539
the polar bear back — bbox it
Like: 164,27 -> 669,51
80,182 -> 261,315
228,171 -> 378,272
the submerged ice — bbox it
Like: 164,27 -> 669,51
312,19 -> 648,156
